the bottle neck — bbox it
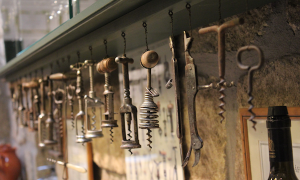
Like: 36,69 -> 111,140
268,118 -> 297,177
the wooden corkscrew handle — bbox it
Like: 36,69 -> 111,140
96,57 -> 118,74
141,50 -> 159,69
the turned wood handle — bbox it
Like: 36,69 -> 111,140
141,50 -> 159,69
96,57 -> 118,74
23,80 -> 39,88
49,71 -> 77,80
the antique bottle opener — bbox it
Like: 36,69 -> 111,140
96,42 -> 118,143
70,62 -> 92,143
198,18 -> 244,122
116,32 -> 141,154
23,80 -> 39,131
139,22 -> 160,150
236,45 -> 263,130
44,78 -> 58,146
182,31 -> 203,167
38,76 -> 48,147
84,59 -> 104,138
17,82 -> 26,127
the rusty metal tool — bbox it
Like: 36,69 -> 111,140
84,58 -> 104,138
116,32 -> 141,154
236,45 -> 263,130
97,48 -> 118,143
198,18 -> 244,122
38,76 -> 48,147
70,62 -> 92,144
167,10 -> 184,162
182,31 -> 203,167
44,78 -> 58,146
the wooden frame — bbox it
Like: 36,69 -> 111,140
240,107 -> 300,180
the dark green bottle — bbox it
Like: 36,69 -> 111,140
267,106 -> 298,180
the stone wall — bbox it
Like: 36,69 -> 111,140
175,0 -> 300,179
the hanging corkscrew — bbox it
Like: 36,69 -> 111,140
199,17 -> 244,122
84,47 -> 105,139
22,78 -> 30,129
23,78 -> 39,131
67,83 -> 76,129
38,68 -> 47,147
17,78 -> 27,128
139,22 -> 160,150
70,53 -> 92,144
236,45 -> 263,130
97,40 -> 118,144
116,32 -> 141,155
44,77 -> 58,146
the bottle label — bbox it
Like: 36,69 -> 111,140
268,128 -> 293,162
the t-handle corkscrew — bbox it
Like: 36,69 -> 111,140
236,45 -> 263,130
198,18 -> 244,122
182,31 -> 203,167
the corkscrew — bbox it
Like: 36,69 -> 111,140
139,50 -> 160,150
17,82 -> 27,127
53,88 -> 65,156
198,18 -> 244,123
236,45 -> 263,130
67,83 -> 76,129
43,78 -> 58,146
23,80 -> 39,131
139,22 -> 160,150
84,59 -> 104,138
70,62 -> 92,143
22,81 -> 30,129
38,75 -> 48,147
116,32 -> 141,154
96,48 -> 118,143
182,31 -> 203,167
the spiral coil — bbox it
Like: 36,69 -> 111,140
218,78 -> 226,123
70,99 -> 74,129
91,107 -> 96,130
110,127 -> 113,144
139,91 -> 159,149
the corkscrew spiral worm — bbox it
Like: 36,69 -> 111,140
236,45 -> 263,130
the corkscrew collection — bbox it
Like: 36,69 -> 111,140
6,2 -> 264,179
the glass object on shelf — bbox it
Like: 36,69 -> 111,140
1,0 -> 97,51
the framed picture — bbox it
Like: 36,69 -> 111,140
240,107 -> 300,180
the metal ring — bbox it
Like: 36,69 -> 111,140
143,22 -> 147,27
168,10 -> 173,16
236,45 -> 263,71
186,3 -> 191,9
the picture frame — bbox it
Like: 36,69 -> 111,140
239,107 -> 300,180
